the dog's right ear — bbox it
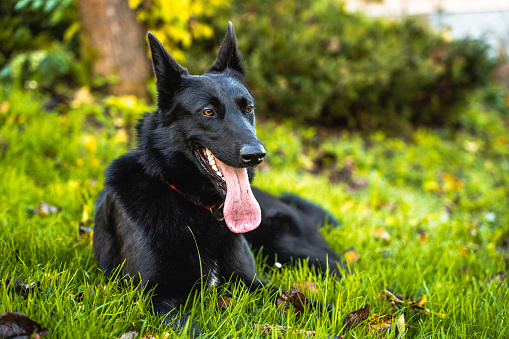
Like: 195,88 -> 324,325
207,22 -> 244,77
147,32 -> 188,110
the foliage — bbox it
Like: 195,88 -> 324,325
1,85 -> 508,337
219,0 -> 499,131
129,0 -> 230,63
0,0 -> 84,90
0,0 -> 499,132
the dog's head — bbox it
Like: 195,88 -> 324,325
144,23 -> 263,233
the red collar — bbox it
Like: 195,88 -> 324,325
160,173 -> 224,217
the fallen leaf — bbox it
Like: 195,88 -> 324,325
459,245 -> 469,257
276,289 -> 309,315
374,228 -> 391,242
442,173 -> 463,191
216,296 -> 232,310
78,226 -> 94,240
74,291 -> 85,303
0,312 -> 49,338
343,304 -> 370,333
254,322 -> 342,339
3,279 -> 41,298
291,281 -> 317,294
417,228 -> 428,243
488,272 -> 506,283
116,331 -> 139,339
381,290 -> 444,318
348,178 -> 369,191
342,248 -> 360,264
396,314 -> 406,338
0,101 -> 10,114
141,332 -> 156,339
28,202 -> 61,216
368,313 -> 394,335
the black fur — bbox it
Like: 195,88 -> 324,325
93,23 -> 343,337
248,188 -> 342,275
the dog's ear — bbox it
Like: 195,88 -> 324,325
147,32 -> 188,109
207,22 -> 244,77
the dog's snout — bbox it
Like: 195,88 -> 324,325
240,144 -> 266,166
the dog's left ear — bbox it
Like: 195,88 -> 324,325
148,32 -> 189,111
207,22 -> 245,77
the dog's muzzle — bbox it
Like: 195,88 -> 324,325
240,144 -> 266,166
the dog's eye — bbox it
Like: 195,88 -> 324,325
246,106 -> 254,114
202,109 -> 214,116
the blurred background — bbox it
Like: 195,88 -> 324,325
1,0 -> 508,134
1,3 -> 509,336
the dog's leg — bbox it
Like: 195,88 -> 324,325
151,295 -> 201,338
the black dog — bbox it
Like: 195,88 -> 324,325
93,23 -> 343,336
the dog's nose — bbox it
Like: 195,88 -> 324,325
240,144 -> 266,166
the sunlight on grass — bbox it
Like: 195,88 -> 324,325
0,86 -> 508,338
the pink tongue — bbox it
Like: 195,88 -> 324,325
215,158 -> 261,233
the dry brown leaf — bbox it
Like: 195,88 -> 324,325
381,289 -> 445,318
78,225 -> 94,241
254,322 -> 343,339
276,289 -> 309,315
74,291 -> 85,303
368,313 -> 395,335
116,331 -> 139,339
291,281 -> 317,294
417,228 -> 428,243
374,228 -> 391,242
216,296 -> 232,310
343,304 -> 370,333
342,248 -> 360,264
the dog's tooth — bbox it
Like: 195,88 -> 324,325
212,165 -> 218,171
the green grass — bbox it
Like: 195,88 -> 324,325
0,86 -> 508,338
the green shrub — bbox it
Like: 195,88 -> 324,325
216,0 -> 498,131
0,0 -> 85,90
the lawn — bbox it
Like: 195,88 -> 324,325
0,86 -> 508,338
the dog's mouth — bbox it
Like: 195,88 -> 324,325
193,145 -> 261,234
194,146 -> 227,192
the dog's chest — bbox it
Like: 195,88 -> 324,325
208,260 -> 220,287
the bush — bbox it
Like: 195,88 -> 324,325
0,0 -> 85,91
218,0 -> 498,131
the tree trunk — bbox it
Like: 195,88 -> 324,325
78,0 -> 152,103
